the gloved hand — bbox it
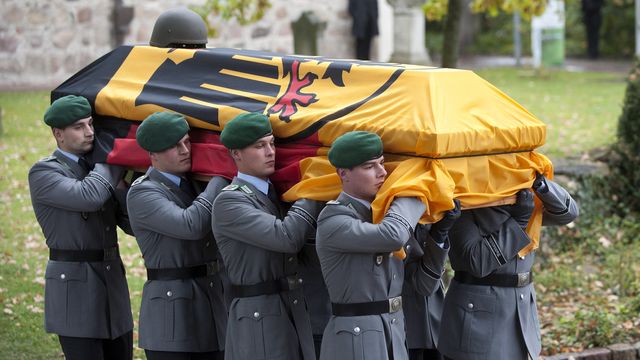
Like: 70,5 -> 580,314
83,131 -> 116,166
429,199 -> 461,243
532,172 -> 549,194
508,189 -> 535,228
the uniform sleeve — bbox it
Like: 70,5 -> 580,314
113,187 -> 133,236
212,192 -> 322,253
28,162 -> 121,212
127,178 -> 219,240
448,211 -> 530,278
406,227 -> 449,296
536,179 -> 579,226
317,197 -> 425,253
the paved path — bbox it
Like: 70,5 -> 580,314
455,55 -> 633,74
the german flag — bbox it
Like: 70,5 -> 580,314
52,45 -> 552,256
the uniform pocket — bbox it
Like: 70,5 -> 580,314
234,296 -> 296,359
449,290 -> 496,354
332,316 -> 387,360
44,261 -> 87,328
145,281 -> 194,342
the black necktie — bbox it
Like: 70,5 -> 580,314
180,178 -> 197,198
268,183 -> 285,218
78,157 -> 92,172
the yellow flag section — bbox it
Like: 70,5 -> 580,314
90,46 -> 553,256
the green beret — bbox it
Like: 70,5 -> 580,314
328,131 -> 384,168
44,95 -> 92,128
220,112 -> 273,149
136,112 -> 189,152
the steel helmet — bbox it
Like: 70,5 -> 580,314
150,7 -> 208,48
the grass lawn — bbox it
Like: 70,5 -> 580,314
475,68 -> 627,158
0,67 -> 636,358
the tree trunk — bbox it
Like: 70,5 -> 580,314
442,0 -> 463,68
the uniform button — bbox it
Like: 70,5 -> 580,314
354,327 -> 361,333
288,257 -> 294,262
467,303 -> 474,309
106,265 -> 111,271
393,274 -> 397,279
293,299 -> 298,305
391,318 -> 396,324
105,226 -> 110,231
60,274 -> 66,280
253,312 -> 260,318
166,291 -> 172,297
422,241 -> 427,247
205,242 -> 210,247
520,294 -> 524,300
298,278 -> 303,284
519,256 -> 525,260
210,282 -> 214,288
406,245 -> 411,251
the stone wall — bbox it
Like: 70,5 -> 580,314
123,0 -> 354,59
1,0 -> 368,91
1,0 -> 115,91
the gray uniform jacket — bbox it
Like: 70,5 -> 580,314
403,225 -> 447,350
212,177 -> 324,360
316,192 -> 443,360
438,181 -> 578,360
28,150 -> 133,339
127,168 -> 228,352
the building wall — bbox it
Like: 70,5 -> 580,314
1,0 -> 395,91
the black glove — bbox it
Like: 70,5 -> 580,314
532,172 -> 549,194
508,189 -> 535,228
83,131 -> 117,167
429,199 -> 462,243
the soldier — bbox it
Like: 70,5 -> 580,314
150,7 -> 208,49
28,95 -> 133,359
437,174 -> 579,360
315,131 -> 458,360
212,112 -> 324,360
127,112 -> 228,360
403,224 -> 447,360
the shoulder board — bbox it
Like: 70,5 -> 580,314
326,200 -> 341,205
131,175 -> 149,186
240,185 -> 253,194
222,184 -> 239,191
39,155 -> 58,162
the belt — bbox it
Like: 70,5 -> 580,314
147,261 -> 220,281
454,271 -> 533,288
49,246 -> 120,262
231,274 -> 303,298
332,296 -> 403,316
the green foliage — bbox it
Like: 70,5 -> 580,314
422,0 -> 546,21
428,0 -> 635,58
602,57 -> 640,213
192,0 -> 272,37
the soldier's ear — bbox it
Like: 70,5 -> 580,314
337,168 -> 349,182
230,149 -> 241,162
52,128 -> 64,143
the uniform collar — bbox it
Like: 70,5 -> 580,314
153,167 -> 182,187
56,148 -> 80,163
237,172 -> 269,196
343,192 -> 372,210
